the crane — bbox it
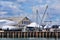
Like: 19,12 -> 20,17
35,5 -> 52,30
35,5 -> 48,26
36,9 -> 39,24
40,5 -> 48,29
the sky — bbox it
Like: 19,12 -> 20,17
0,0 -> 60,25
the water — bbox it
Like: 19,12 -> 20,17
0,38 -> 60,40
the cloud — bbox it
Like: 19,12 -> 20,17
46,0 -> 60,10
0,11 -> 7,15
0,1 -> 22,11
0,11 -> 8,18
17,0 -> 27,2
51,18 -> 60,25
31,0 -> 60,24
0,0 -> 60,25
35,0 -> 44,4
51,4 -> 60,10
32,4 -> 48,18
0,1 -> 25,17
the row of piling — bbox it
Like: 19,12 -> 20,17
0,31 -> 60,38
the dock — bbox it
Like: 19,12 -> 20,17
0,31 -> 60,38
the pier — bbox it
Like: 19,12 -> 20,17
0,31 -> 60,38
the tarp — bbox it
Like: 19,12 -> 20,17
26,22 -> 42,28
2,25 -> 19,30
44,24 -> 52,28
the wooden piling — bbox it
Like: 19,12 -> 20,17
12,32 -> 14,38
20,32 -> 22,38
39,32 -> 41,37
42,32 -> 44,37
6,32 -> 9,38
0,31 -> 60,38
2,32 -> 4,38
56,32 -> 58,38
46,31 -> 47,38
30,32 -> 31,37
33,32 -> 34,38
18,32 -> 20,38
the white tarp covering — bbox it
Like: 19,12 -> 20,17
59,26 -> 60,28
2,25 -> 19,30
44,24 -> 52,29
26,22 -> 42,28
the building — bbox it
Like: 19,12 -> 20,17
0,16 -> 31,31
0,16 -> 31,26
